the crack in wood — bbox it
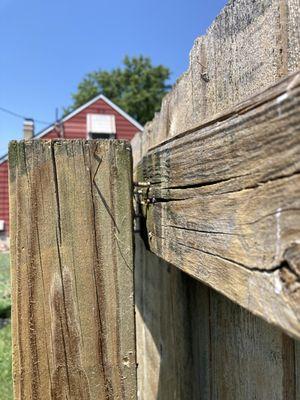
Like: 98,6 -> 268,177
51,142 -> 62,245
92,146 -> 120,234
153,231 -> 300,280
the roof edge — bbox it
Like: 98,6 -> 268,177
0,154 -> 8,163
0,94 -> 144,162
35,94 -> 144,138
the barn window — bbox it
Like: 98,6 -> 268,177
87,114 -> 116,139
0,220 -> 5,231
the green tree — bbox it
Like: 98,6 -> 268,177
64,56 -> 171,125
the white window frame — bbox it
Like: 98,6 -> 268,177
86,114 -> 116,139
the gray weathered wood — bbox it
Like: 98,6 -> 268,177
9,140 -> 136,399
210,290 -> 296,399
132,0 -> 300,397
135,233 -> 211,399
134,0 -> 300,160
296,340 -> 300,397
136,71 -> 300,339
135,232 -> 300,399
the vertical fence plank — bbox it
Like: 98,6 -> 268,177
9,140 -> 136,400
134,233 -> 211,399
296,341 -> 300,399
210,290 -> 296,400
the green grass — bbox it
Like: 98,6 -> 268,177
0,323 -> 12,400
0,253 -> 12,400
0,253 -> 10,318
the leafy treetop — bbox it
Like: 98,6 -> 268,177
64,56 -> 171,126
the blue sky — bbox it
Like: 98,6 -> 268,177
0,0 -> 227,155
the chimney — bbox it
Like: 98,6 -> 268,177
23,118 -> 35,139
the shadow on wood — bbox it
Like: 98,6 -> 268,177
135,233 -> 300,399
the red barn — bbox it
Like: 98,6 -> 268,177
0,94 -> 143,242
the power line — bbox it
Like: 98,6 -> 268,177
0,106 -> 51,125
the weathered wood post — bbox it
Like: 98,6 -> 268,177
9,140 -> 136,400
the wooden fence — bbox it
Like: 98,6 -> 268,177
8,0 -> 300,399
132,0 -> 300,398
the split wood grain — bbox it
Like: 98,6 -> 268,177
136,71 -> 300,339
9,140 -> 136,400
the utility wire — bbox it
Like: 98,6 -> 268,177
0,106 -> 51,125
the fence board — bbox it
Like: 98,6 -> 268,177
210,291 -> 296,400
296,341 -> 300,397
132,0 -> 300,397
9,140 -> 136,400
136,71 -> 300,339
135,233 -> 299,399
135,233 -> 211,399
134,0 -> 300,159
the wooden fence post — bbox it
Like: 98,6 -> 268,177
9,140 -> 136,400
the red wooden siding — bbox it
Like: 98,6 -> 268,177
0,97 -> 141,237
43,98 -> 140,141
0,161 -> 9,235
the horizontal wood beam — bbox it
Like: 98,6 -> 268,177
136,71 -> 300,339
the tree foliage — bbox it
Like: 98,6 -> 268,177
65,56 -> 171,125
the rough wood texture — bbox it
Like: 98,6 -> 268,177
296,341 -> 300,396
210,291 -> 297,399
131,0 -> 300,162
132,0 -> 300,397
135,234 -> 210,399
135,233 -> 300,399
9,140 -> 136,400
135,71 -> 300,339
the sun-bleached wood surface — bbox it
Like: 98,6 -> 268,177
9,140 -> 136,400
